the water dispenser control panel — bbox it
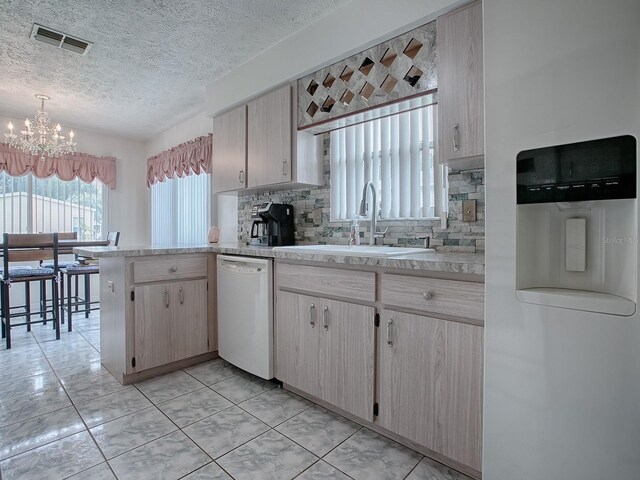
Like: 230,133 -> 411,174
517,135 -> 636,204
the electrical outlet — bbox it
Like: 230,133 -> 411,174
107,281 -> 114,293
462,199 -> 477,222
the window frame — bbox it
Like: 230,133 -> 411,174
0,171 -> 109,238
328,104 -> 446,223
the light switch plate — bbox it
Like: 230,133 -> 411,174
462,199 -> 477,222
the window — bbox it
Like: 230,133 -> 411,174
151,173 -> 211,246
0,172 -> 105,239
330,104 -> 442,221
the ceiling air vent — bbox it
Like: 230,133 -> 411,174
30,24 -> 93,55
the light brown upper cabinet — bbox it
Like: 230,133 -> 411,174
212,83 -> 322,193
212,104 -> 247,192
437,0 -> 484,169
247,85 -> 292,187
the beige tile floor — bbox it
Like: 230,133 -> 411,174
0,311 -> 471,480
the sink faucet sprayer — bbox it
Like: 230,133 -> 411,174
358,181 -> 389,246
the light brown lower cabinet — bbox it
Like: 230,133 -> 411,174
133,282 -> 175,371
133,279 -> 209,372
275,261 -> 484,477
99,253 -> 216,385
275,291 -> 320,397
276,291 -> 375,422
377,310 -> 483,472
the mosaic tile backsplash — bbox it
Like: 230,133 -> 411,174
238,137 -> 484,253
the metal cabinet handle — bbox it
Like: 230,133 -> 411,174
169,266 -> 178,273
322,305 -> 329,331
422,291 -> 433,301
282,159 -> 288,177
164,289 -> 170,308
179,287 -> 184,305
309,303 -> 316,327
386,318 -> 393,347
453,124 -> 460,151
239,169 -> 245,184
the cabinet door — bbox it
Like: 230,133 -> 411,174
437,0 -> 484,163
378,311 -> 483,471
133,283 -> 175,371
212,104 -> 247,192
172,279 -> 209,361
318,298 -> 375,421
275,291 -> 320,396
247,85 -> 292,187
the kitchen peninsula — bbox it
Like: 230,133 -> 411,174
78,243 -> 485,477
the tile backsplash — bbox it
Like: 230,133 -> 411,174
237,136 -> 484,252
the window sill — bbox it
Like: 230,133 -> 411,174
328,217 -> 441,225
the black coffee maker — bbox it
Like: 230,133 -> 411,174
250,202 -> 295,246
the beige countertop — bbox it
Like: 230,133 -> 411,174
75,243 -> 485,276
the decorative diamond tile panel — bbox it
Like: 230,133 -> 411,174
340,89 -> 355,107
358,57 -> 375,76
322,73 -> 336,89
321,96 -> 336,113
339,65 -> 354,83
298,20 -> 436,130
380,48 -> 397,68
380,74 -> 398,95
359,82 -> 376,101
403,65 -> 423,87
403,38 -> 423,59
306,80 -> 319,96
306,101 -> 319,118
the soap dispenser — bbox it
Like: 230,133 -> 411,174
350,219 -> 360,246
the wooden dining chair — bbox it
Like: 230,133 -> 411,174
1,233 -> 60,348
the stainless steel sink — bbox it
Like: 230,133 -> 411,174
272,244 -> 432,257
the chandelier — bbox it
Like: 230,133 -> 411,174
4,94 -> 77,160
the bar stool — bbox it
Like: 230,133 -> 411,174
1,233 -> 60,349
40,232 -> 79,324
61,231 -> 120,331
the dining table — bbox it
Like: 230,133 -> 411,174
0,238 -> 111,259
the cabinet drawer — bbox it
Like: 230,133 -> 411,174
133,255 -> 208,284
277,263 -> 375,302
381,273 -> 484,321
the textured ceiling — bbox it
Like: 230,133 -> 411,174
0,0 -> 350,140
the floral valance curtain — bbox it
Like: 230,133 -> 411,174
0,143 -> 117,189
146,134 -> 212,187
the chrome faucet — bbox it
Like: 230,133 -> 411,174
358,181 -> 389,246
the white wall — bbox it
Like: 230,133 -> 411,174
145,110 -> 212,158
0,113 -> 148,246
206,0 -> 464,116
484,1 -> 640,479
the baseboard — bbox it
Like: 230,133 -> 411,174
120,351 -> 218,385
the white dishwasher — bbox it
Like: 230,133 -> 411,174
216,255 -> 273,379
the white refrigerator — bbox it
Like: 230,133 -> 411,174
484,0 -> 640,479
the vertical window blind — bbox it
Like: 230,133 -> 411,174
0,172 -> 105,239
151,173 -> 211,246
330,104 -> 439,221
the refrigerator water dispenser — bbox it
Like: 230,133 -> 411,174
515,135 -> 637,316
